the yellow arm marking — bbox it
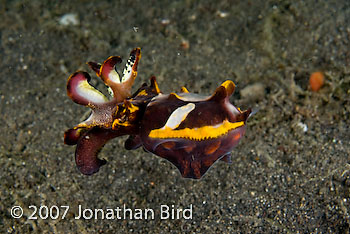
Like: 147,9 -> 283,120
136,89 -> 148,96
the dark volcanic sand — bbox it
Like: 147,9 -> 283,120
1,1 -> 349,233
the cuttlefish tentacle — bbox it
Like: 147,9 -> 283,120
66,71 -> 108,107
87,48 -> 141,102
66,71 -> 115,130
64,49 -> 142,146
75,127 -> 119,175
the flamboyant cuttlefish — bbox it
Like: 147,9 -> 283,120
64,48 -> 252,179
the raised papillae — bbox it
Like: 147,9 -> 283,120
64,48 -> 252,179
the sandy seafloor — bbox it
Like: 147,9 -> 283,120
1,0 -> 350,233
